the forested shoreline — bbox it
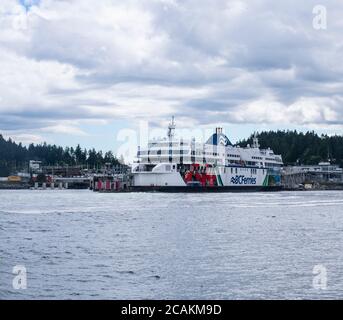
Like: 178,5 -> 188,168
0,134 -> 120,176
1,130 -> 343,176
238,130 -> 343,166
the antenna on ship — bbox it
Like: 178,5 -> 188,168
167,116 -> 176,139
252,132 -> 260,148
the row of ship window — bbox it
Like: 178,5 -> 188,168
139,150 -> 242,157
141,151 -> 277,160
140,151 -> 278,167
139,151 -> 278,165
220,167 -> 262,175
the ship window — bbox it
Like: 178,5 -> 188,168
165,165 -> 171,171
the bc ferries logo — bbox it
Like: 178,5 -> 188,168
218,135 -> 228,146
231,175 -> 257,185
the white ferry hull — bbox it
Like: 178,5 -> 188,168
130,185 -> 283,192
133,172 -> 186,187
132,167 -> 279,188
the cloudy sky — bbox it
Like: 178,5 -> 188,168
0,0 -> 342,153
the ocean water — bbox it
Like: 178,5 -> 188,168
1,189 -> 343,300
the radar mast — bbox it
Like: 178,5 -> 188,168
167,116 -> 176,139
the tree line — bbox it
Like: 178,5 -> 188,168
238,130 -> 343,166
0,134 -> 121,177
2,130 -> 343,176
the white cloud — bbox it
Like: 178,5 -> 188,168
40,123 -> 88,136
1,132 -> 44,144
1,0 -> 343,144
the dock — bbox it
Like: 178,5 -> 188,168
91,174 -> 133,192
282,162 -> 343,190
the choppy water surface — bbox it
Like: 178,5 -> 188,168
1,190 -> 343,300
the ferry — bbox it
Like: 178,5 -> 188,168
131,118 -> 283,192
